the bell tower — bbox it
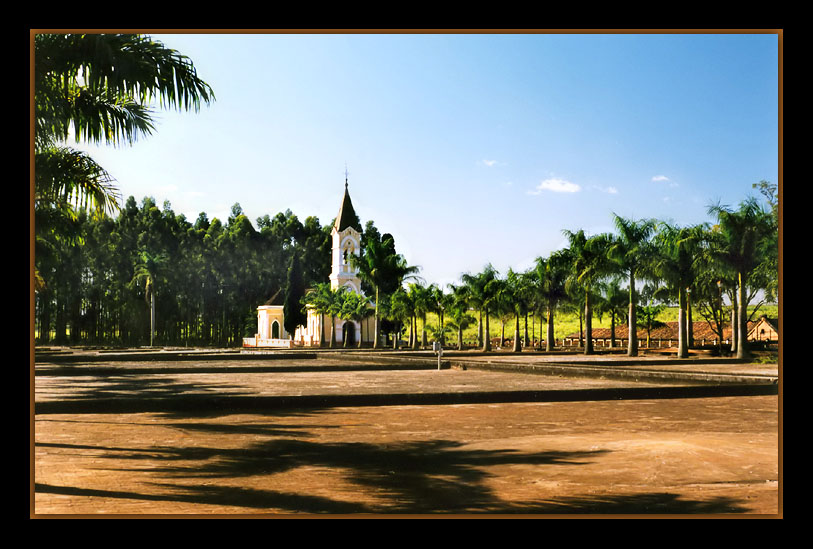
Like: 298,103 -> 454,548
329,173 -> 363,295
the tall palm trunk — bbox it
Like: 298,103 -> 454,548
483,308 -> 491,352
677,287 -> 688,358
373,286 -> 381,349
150,291 -> 156,347
457,326 -> 464,350
513,312 -> 521,352
476,311 -> 483,348
628,272 -> 638,356
730,291 -> 738,354
546,301 -> 555,352
319,312 -> 326,348
737,272 -> 750,360
330,315 -> 337,348
610,312 -> 616,349
584,290 -> 593,355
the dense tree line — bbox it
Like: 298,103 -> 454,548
35,198 -> 332,347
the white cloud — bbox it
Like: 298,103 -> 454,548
528,178 -> 581,194
481,159 -> 498,167
651,175 -> 670,182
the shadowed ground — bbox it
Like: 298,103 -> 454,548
32,353 -> 780,516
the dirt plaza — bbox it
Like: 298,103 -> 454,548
32,350 -> 781,516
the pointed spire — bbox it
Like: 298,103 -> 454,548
334,168 -> 362,233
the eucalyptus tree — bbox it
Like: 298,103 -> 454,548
532,249 -> 571,351
607,214 -> 657,356
461,264 -> 500,352
563,229 -> 617,355
350,235 -> 420,348
652,222 -> 708,358
283,252 -> 307,339
707,197 -> 777,359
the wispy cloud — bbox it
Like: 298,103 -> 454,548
481,159 -> 499,167
528,177 -> 581,195
592,185 -> 619,194
652,175 -> 679,187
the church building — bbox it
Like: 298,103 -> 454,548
244,179 -> 375,348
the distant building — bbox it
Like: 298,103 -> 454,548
563,316 -> 779,348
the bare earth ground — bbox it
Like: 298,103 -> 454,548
32,353 -> 780,517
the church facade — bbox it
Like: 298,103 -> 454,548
243,181 -> 375,348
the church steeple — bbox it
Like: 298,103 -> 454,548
330,168 -> 363,294
333,169 -> 363,233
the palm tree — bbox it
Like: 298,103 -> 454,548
131,250 -> 167,346
446,283 -> 473,350
607,214 -> 657,356
339,291 -> 372,348
532,249 -> 571,351
652,223 -> 707,358
428,284 -> 452,347
403,283 -> 424,349
389,288 -> 413,350
707,198 -> 777,360
302,282 -> 334,348
596,277 -> 629,349
350,235 -> 419,349
563,230 -> 617,355
505,269 -> 528,353
34,33 -> 215,217
326,286 -> 348,348
411,282 -> 434,349
461,264 -> 500,352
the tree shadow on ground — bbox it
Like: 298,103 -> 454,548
57,374 -> 253,401
37,434 -> 749,514
35,374 -> 258,414
34,482 -> 370,514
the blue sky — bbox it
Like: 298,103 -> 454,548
75,32 -> 780,288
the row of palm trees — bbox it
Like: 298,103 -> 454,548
302,198 -> 777,361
